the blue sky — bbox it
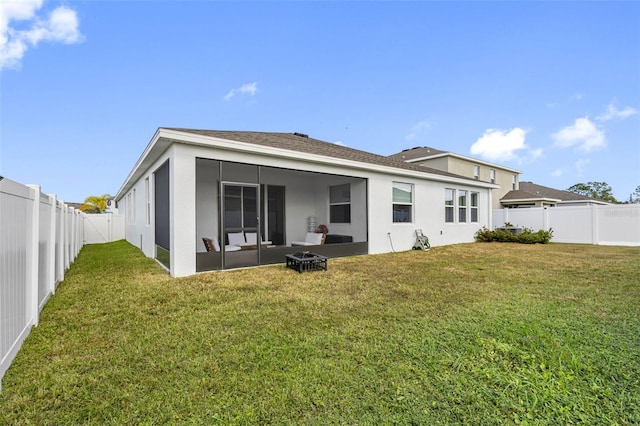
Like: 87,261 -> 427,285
1,1 -> 638,203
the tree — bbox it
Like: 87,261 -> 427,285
566,182 -> 618,203
80,194 -> 112,214
631,185 -> 640,204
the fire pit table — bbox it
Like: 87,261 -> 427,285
285,251 -> 328,273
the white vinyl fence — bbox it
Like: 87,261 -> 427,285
493,204 -> 640,246
84,214 -> 125,244
0,177 -> 84,392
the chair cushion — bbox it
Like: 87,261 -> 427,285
245,232 -> 257,244
305,232 -> 324,245
228,232 -> 246,246
202,237 -> 214,252
202,237 -> 221,252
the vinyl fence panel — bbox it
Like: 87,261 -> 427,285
0,178 -> 32,392
550,206 -> 595,244
597,205 -> 640,246
493,205 -> 640,246
0,177 -> 84,392
84,213 -> 125,244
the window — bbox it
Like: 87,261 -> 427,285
512,174 -> 516,190
126,192 -> 133,224
445,188 -> 454,223
392,182 -> 413,223
474,165 -> 480,180
470,192 -> 479,222
458,190 -> 467,222
329,183 -> 351,223
126,194 -> 130,223
145,177 -> 150,225
490,169 -> 496,184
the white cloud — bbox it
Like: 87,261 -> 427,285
596,102 -> 638,122
0,1 -> 83,70
552,117 -> 605,152
571,92 -> 584,102
528,147 -> 543,162
224,82 -> 258,101
551,168 -> 564,177
334,140 -> 345,146
575,158 -> 591,176
469,128 -> 528,162
405,120 -> 432,141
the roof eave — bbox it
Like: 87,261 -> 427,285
501,197 -> 561,204
558,199 -> 611,206
407,152 -> 522,174
173,130 -> 499,188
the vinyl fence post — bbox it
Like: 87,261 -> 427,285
26,185 -> 40,327
592,204 -> 599,245
71,208 -> 76,260
48,194 -> 57,295
66,205 -> 71,270
58,200 -> 65,283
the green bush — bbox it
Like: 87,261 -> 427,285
475,227 -> 553,244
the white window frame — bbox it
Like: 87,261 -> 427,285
329,183 -> 351,224
458,190 -> 467,223
126,193 -> 132,224
470,192 -> 479,223
490,169 -> 496,184
474,165 -> 480,180
392,182 -> 413,223
145,177 -> 151,226
445,188 -> 455,223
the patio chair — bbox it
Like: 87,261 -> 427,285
202,237 -> 240,252
292,232 -> 326,246
243,232 -> 272,247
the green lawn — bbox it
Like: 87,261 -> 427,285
1,240 -> 639,424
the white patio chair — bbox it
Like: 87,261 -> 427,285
291,232 -> 326,246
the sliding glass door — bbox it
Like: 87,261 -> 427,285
222,182 -> 260,268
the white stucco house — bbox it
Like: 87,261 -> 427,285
115,128 -> 498,277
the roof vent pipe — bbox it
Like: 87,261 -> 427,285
293,132 -> 309,138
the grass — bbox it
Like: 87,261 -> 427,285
1,240 -> 638,425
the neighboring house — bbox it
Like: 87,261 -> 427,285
115,128 -> 497,277
500,181 -> 612,208
388,146 -> 521,209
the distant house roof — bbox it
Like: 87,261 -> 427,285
501,182 -> 611,205
388,145 -> 521,173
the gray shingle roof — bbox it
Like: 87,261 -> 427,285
387,146 -> 448,161
166,128 -> 468,180
501,181 -> 604,202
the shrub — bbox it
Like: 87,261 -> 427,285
474,227 -> 553,244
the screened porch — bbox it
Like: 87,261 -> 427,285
194,158 -> 368,271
